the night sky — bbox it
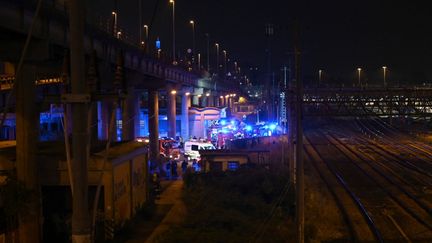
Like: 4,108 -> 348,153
87,0 -> 432,86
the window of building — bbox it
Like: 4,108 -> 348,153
227,161 -> 240,171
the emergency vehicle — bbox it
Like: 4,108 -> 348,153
184,139 -> 216,161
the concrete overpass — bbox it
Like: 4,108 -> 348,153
0,0 -> 240,163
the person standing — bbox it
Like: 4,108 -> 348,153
181,160 -> 188,174
165,160 -> 171,179
171,160 -> 178,178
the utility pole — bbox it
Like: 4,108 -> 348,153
68,0 -> 91,242
294,21 -> 304,243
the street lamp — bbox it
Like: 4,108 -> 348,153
117,31 -> 122,39
357,68 -> 362,86
169,0 -> 176,64
189,20 -> 196,64
215,43 -> 219,74
223,50 -> 227,75
144,25 -> 149,40
318,69 -> 322,85
382,66 -> 387,87
112,11 -> 117,36
197,53 -> 201,69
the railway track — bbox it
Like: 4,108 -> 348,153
304,136 -> 382,242
304,129 -> 432,241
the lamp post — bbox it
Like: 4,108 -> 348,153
198,53 -> 201,69
215,43 -> 219,74
190,20 -> 196,64
382,66 -> 387,87
223,50 -> 227,76
112,11 -> 117,36
357,68 -> 362,87
169,0 -> 176,64
318,69 -> 322,86
142,24 -> 149,52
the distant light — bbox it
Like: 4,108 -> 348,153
190,20 -> 194,24
198,94 -> 202,98
246,125 -> 252,131
231,120 -> 236,125
185,92 -> 191,96
112,11 -> 116,15
220,96 -> 224,99
225,95 -> 229,98
220,120 -> 227,126
269,124 -> 277,130
171,90 -> 177,95
206,93 -> 210,97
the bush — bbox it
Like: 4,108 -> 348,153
158,166 -> 293,242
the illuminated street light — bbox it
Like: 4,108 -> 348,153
142,24 -> 149,51
197,53 -> 201,69
144,25 -> 149,40
198,94 -> 202,98
170,0 -> 176,64
357,68 -> 362,86
117,31 -> 122,39
185,92 -> 191,96
382,66 -> 387,87
190,20 -> 196,64
112,11 -> 117,36
223,50 -> 227,75
171,90 -> 177,95
318,69 -> 322,85
206,93 -> 210,97
215,43 -> 220,73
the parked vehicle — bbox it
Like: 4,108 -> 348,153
136,137 -> 181,160
184,140 -> 216,161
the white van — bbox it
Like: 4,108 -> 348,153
184,140 -> 216,160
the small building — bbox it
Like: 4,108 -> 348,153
199,149 -> 270,172
0,141 -> 150,242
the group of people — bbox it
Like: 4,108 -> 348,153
165,159 -> 191,179
152,158 -> 201,198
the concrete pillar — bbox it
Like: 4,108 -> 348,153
16,65 -> 41,242
215,95 -> 220,107
98,100 -> 115,141
192,95 -> 199,106
198,95 -> 203,107
90,102 -> 98,142
207,95 -> 214,107
122,88 -> 139,141
181,92 -> 191,140
148,89 -> 160,165
167,89 -> 177,138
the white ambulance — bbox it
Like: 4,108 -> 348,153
183,140 -> 216,161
